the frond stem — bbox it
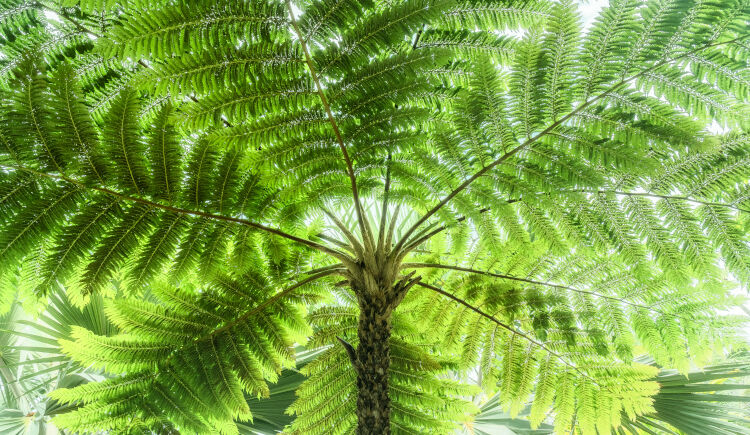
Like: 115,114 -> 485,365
415,281 -> 599,385
376,152 -> 392,256
42,6 -> 104,38
564,190 -> 750,214
316,233 -> 357,253
303,263 -> 348,275
403,263 -> 681,319
157,269 -> 342,372
394,34 -> 750,252
4,164 -> 354,265
321,206 -> 364,258
385,203 -> 402,253
286,0 -> 374,252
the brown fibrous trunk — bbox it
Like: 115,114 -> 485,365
354,291 -> 392,435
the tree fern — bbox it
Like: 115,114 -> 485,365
0,0 -> 749,433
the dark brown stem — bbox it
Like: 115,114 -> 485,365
394,34 -> 750,252
321,206 -> 364,258
337,336 -> 359,367
286,0 -> 374,251
376,153 -> 392,258
402,263 -> 680,319
385,203 -> 401,253
582,190 -> 750,214
345,269 -> 419,434
411,26 -> 424,50
4,164 -> 353,264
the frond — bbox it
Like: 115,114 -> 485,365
52,275 -> 324,433
105,0 -> 288,59
179,78 -> 317,130
580,0 -> 639,98
102,88 -> 149,195
0,184 -> 81,277
48,63 -> 108,183
699,204 -> 750,284
82,204 -> 156,294
510,31 -> 545,138
541,0 -> 581,122
148,102 -> 182,203
440,0 -> 550,32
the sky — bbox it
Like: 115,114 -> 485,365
579,0 -> 608,29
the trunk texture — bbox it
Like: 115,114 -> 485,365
355,292 -> 392,434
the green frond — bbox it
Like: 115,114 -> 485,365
298,0 -> 372,42
441,0 -> 551,32
81,204 -> 155,294
685,47 -> 750,100
580,0 -> 639,98
317,0 -> 452,75
207,110 -> 328,150
183,139 -> 221,209
128,212 -> 186,288
60,325 -> 174,372
623,195 -> 686,280
0,0 -> 40,36
553,371 -> 575,434
618,0 -> 687,79
464,57 -> 516,154
529,354 -> 556,428
39,196 -> 123,293
184,80 -> 317,132
541,0 -> 581,122
102,88 -> 149,195
0,184 -> 81,277
51,274 -> 318,433
638,65 -> 748,127
416,30 -> 517,64
143,43 -> 305,97
510,31 -> 545,139
6,59 -> 69,172
48,63 -> 108,183
105,0 -> 288,59
592,194 -> 647,265
148,102 -> 182,203
657,197 -> 717,275
700,204 -> 750,284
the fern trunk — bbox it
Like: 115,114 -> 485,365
355,291 -> 392,434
